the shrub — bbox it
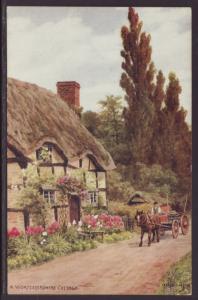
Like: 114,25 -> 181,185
8,234 -> 28,257
16,164 -> 55,227
90,240 -> 98,249
8,250 -> 55,271
71,241 -> 83,252
135,163 -> 178,194
63,225 -> 79,243
44,234 -> 72,255
107,170 -> 135,202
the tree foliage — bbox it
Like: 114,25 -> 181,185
16,164 -> 56,227
119,7 -> 191,196
82,95 -> 128,165
98,95 -> 124,146
107,170 -> 135,202
82,7 -> 191,204
81,111 -> 101,137
120,7 -> 156,164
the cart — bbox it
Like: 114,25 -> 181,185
159,204 -> 189,239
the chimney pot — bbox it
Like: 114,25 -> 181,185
56,81 -> 80,108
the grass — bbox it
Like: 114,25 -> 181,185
158,252 -> 192,295
102,231 -> 133,243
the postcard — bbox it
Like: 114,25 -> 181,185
5,5 -> 192,296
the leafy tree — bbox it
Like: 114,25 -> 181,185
81,110 -> 101,137
82,95 -> 128,165
150,70 -> 166,164
135,163 -> 178,194
98,95 -> 124,147
154,73 -> 191,199
120,7 -> 156,164
159,73 -> 192,195
152,70 -> 165,111
107,170 -> 135,202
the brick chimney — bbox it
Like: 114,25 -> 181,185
56,81 -> 80,108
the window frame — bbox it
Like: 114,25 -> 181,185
88,190 -> 99,206
43,189 -> 56,205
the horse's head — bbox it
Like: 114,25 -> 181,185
135,210 -> 144,226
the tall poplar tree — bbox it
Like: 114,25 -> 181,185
120,7 -> 156,164
162,73 -> 191,184
150,70 -> 166,164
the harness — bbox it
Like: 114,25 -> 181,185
140,213 -> 155,226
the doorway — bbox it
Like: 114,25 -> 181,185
69,195 -> 80,223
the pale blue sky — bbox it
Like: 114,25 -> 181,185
7,7 -> 191,123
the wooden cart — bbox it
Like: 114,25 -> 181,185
159,205 -> 189,239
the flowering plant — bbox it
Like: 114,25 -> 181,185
57,175 -> 89,200
26,225 -> 44,236
81,213 -> 124,233
8,227 -> 21,238
47,221 -> 60,235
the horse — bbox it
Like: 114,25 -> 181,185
135,210 -> 161,247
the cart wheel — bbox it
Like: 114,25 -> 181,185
180,215 -> 189,235
159,227 -> 165,236
172,220 -> 179,239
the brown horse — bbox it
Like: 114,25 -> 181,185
135,210 -> 161,247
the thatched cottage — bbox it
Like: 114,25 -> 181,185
7,78 -> 115,230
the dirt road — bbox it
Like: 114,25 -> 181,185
8,230 -> 191,295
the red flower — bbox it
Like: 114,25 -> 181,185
8,227 -> 20,238
26,225 -> 44,236
47,222 -> 60,234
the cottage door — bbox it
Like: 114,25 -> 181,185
69,196 -> 80,223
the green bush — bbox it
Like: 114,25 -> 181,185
107,170 -> 135,202
43,234 -> 72,256
16,164 -> 55,227
71,240 -> 97,252
135,163 -> 178,194
8,250 -> 55,271
8,235 -> 30,257
71,241 -> 83,252
63,226 -> 79,243
90,240 -> 98,249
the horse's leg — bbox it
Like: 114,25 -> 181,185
156,226 -> 160,242
152,228 -> 155,242
139,229 -> 144,247
148,228 -> 152,246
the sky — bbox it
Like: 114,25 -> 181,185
7,6 -> 191,123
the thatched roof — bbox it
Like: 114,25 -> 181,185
7,78 -> 115,171
128,191 -> 148,205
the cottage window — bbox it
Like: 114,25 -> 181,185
89,191 -> 98,206
43,190 -> 56,205
36,144 -> 52,162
